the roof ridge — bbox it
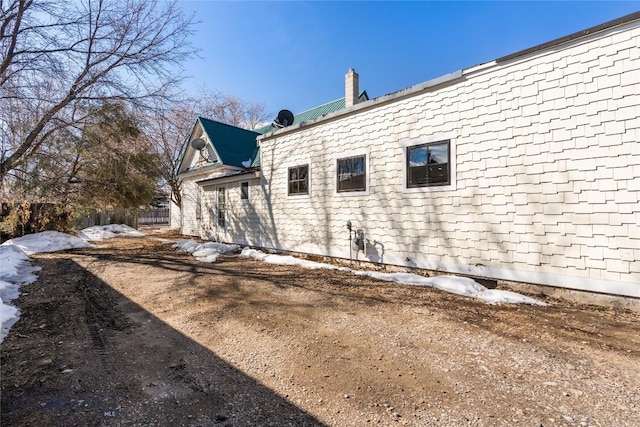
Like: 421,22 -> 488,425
197,116 -> 260,134
293,96 -> 345,116
293,89 -> 368,115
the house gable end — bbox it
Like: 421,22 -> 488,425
177,119 -> 222,175
177,117 -> 260,175
197,117 -> 260,168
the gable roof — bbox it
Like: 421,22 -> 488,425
255,90 -> 369,134
197,117 -> 260,168
178,90 -> 370,174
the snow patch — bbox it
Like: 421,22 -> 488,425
239,248 -> 549,306
2,230 -> 92,256
240,247 -> 350,271
0,245 -> 41,342
173,239 -> 239,262
241,158 -> 252,168
0,230 -> 99,342
77,224 -> 144,241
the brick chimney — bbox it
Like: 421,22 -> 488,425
345,68 -> 359,108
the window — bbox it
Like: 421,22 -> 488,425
240,181 -> 249,200
337,155 -> 366,192
195,188 -> 202,219
406,140 -> 450,187
217,187 -> 226,228
288,165 -> 309,195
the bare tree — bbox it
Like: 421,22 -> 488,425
0,0 -> 196,185
201,90 -> 268,131
144,88 -> 268,210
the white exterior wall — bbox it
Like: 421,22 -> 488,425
179,167 -> 244,237
257,22 -> 640,297
180,176 -> 203,236
169,200 -> 181,229
201,178 -> 265,245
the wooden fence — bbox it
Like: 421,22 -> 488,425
80,208 -> 169,228
137,207 -> 170,226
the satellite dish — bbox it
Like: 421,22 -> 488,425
274,109 -> 294,128
190,138 -> 206,150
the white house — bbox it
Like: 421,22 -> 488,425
179,12 -> 640,301
175,89 -> 369,242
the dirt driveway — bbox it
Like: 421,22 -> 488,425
2,232 -> 639,426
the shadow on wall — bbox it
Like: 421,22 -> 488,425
365,239 -> 385,264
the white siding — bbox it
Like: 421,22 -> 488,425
257,22 -> 640,297
202,179 -> 264,245
180,178 -> 201,236
179,167 -> 238,237
169,200 -> 181,229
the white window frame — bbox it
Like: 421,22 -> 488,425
333,147 -> 370,197
285,158 -> 312,198
402,134 -> 457,193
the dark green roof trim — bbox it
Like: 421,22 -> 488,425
255,90 -> 368,134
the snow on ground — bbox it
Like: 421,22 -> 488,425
0,244 -> 39,342
77,224 -> 144,241
173,239 -> 240,263
241,247 -> 351,271
0,230 -> 97,342
2,230 -> 92,256
172,241 -> 547,305
239,246 -> 548,306
177,241 -> 547,305
353,269 -> 548,306
0,245 -> 41,341
1,232 -> 548,342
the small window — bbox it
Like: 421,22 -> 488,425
240,181 -> 249,200
195,188 -> 202,219
217,187 -> 226,228
337,155 -> 366,192
406,140 -> 450,187
288,165 -> 309,195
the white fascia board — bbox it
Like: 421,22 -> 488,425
198,171 -> 261,188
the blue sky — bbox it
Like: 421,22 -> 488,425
179,1 -> 639,118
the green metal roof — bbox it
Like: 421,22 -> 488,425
197,117 -> 260,168
179,90 -> 369,173
255,90 -> 368,134
250,147 -> 261,168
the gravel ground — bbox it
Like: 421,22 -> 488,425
1,232 -> 639,426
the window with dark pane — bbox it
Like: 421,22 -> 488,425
337,155 -> 366,192
406,140 -> 450,187
240,181 -> 249,200
288,165 -> 309,195
217,187 -> 226,228
195,188 -> 202,219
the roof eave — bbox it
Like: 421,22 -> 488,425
496,11 -> 640,63
196,170 -> 261,187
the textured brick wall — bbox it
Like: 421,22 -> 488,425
257,22 -> 640,296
